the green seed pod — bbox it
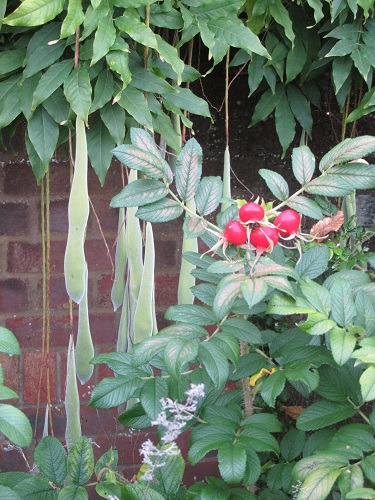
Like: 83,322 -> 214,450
126,170 -> 143,303
133,222 -> 155,344
117,279 -> 130,353
221,145 -> 231,212
75,262 -> 94,384
65,336 -> 81,450
178,198 -> 198,305
64,117 -> 89,303
111,208 -> 127,312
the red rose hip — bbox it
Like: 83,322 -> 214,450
250,226 -> 279,251
239,202 -> 265,223
274,209 -> 300,236
224,220 -> 247,245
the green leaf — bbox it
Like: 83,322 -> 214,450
129,65 -> 177,95
13,477 -> 58,498
164,337 -> 199,380
267,294 -> 315,316
287,85 -> 313,136
238,427 -> 279,454
32,60 -> 74,110
293,453 -> 348,481
330,327 -> 356,366
319,136 -> 375,172
164,87 -> 211,117
136,198 -> 183,223
275,92 -> 295,156
140,378 -> 168,421
111,179 -> 168,208
300,279 -> 331,315
153,452 -> 185,496
286,39 -> 307,83
297,466 -> 341,500
0,75 -> 22,128
43,87 -> 71,125
280,429 -> 306,461
3,0 -> 65,26
60,0 -> 84,39
89,376 -> 141,408
259,169 -> 289,201
292,145 -> 316,186
24,40 -> 66,80
333,56 -> 353,94
100,102 -> 125,146
241,277 -> 269,310
199,342 -> 229,388
34,436 -> 67,486
249,88 -> 283,126
90,70 -> 114,114
195,176 -> 223,216
106,50 -> 131,88
269,0 -> 294,43
361,455 -> 375,483
260,370 -> 287,407
0,486 -> 20,500
221,317 -> 263,344
296,245 -> 330,279
0,48 -> 26,77
328,163 -> 375,190
287,196 -> 323,220
67,437 -> 94,486
175,138 -> 202,202
112,144 -> 172,182
346,488 -> 375,499
330,279 -> 356,327
338,464 -> 364,498
58,485 -> 88,499
297,401 -> 356,431
64,67 -> 92,122
211,333 -> 240,366
0,404 -> 32,447
218,443 -> 246,484
165,304 -> 217,326
213,274 -> 246,319
27,106 -> 59,170
0,327 -> 20,355
188,432 -> 233,466
92,13 -> 116,66
306,175 -> 353,196
0,385 -> 18,401
360,365 -> 375,402
86,117 -> 115,186
95,448 -> 118,478
26,131 -> 45,183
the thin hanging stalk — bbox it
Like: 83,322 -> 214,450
222,49 -> 231,211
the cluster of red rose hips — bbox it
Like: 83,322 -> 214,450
223,202 -> 301,253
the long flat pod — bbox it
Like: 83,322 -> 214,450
133,222 -> 155,344
64,116 -> 89,304
111,207 -> 127,311
117,277 -> 130,353
126,169 -> 143,303
65,336 -> 81,450
75,262 -> 94,384
178,198 -> 198,305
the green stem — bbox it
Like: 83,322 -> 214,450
348,398 -> 371,425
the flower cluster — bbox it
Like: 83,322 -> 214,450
139,383 -> 205,482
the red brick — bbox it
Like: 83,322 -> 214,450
0,202 -> 30,236
87,158 -> 123,195
46,199 -> 69,234
49,161 -> 71,195
0,354 -> 19,396
0,278 -> 28,313
183,459 -> 219,486
80,404 -> 119,436
85,239 -> 115,272
3,162 -> 40,196
155,274 -> 178,308
112,429 -> 158,467
89,313 -> 117,346
154,239 -> 179,270
98,274 -> 115,307
89,198 -> 119,235
23,351 -> 57,404
7,240 -> 68,274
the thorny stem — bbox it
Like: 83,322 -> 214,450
240,340 -> 254,417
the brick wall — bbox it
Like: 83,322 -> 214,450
0,133 -> 219,487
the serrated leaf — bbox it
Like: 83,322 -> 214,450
199,342 -> 229,388
34,436 -> 67,486
292,146 -> 316,185
300,279 -> 331,315
221,317 -> 263,344
140,378 -> 168,421
67,437 -> 94,486
195,176 -> 223,216
306,175 -> 353,196
165,304 -> 217,326
213,274 -> 246,319
319,136 -> 375,172
3,0 -> 65,26
297,466 -> 341,500
89,376 -> 141,409
58,485 -> 88,499
330,279 -> 356,327
13,477 -> 58,498
175,138 -> 202,201
164,338 -> 199,380
267,294 -> 315,316
297,401 -> 356,431
330,327 -> 356,366
328,163 -> 375,190
260,370 -> 287,407
241,277 -> 268,310
188,432 -> 233,465
211,333 -> 240,366
136,198 -> 183,223
64,67 -> 92,122
259,169 -> 289,201
218,443 -> 246,484
360,365 -> 375,402
0,327 -> 20,355
110,179 -> 168,208
153,452 -> 185,496
296,245 -> 330,279
287,196 -> 323,220
112,144 -> 172,183
239,427 -> 279,454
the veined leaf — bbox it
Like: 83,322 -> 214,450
111,179 -> 168,208
287,196 -> 323,220
140,378 -> 168,421
259,169 -> 289,201
89,376 -> 141,408
297,466 -> 341,500
306,175 -> 353,196
165,304 -> 218,326
297,401 -> 356,431
164,337 -> 199,380
330,279 -> 356,327
241,277 -> 268,310
34,436 -> 67,486
213,273 -> 247,319
267,294 -> 315,315
67,437 -> 94,486
360,365 -> 375,402
3,0 -> 65,26
292,145 -> 316,185
195,176 -> 223,215
296,245 -> 330,279
64,67 -> 92,122
319,136 -> 375,172
175,138 -> 202,201
32,60 -> 73,109
136,198 -> 183,223
330,327 -> 356,366
328,163 -> 375,190
218,443 -> 247,484
199,342 -> 229,388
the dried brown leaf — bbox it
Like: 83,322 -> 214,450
282,405 -> 304,420
310,210 -> 344,239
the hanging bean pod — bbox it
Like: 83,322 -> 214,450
133,222 -> 156,344
111,207 -> 127,311
178,198 -> 198,305
75,262 -> 94,384
117,277 -> 130,353
64,116 -> 89,304
65,336 -> 81,450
